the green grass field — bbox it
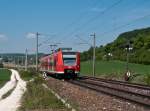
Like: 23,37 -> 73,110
0,68 -> 11,87
81,60 -> 150,85
81,60 -> 150,75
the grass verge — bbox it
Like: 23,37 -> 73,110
19,76 -> 67,111
0,68 -> 11,88
19,69 -> 37,81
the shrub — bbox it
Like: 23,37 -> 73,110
19,69 -> 37,80
144,74 -> 150,85
0,63 -> 3,68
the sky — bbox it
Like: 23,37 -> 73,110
0,0 -> 150,53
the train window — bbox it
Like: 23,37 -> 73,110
63,58 -> 76,66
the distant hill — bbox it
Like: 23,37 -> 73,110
0,53 -> 44,65
81,27 -> 150,65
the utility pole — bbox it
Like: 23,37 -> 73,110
25,49 -> 28,71
17,56 -> 19,68
126,40 -> 132,72
36,32 -> 40,71
90,33 -> 96,77
14,56 -> 16,65
126,41 -> 130,71
22,56 -> 24,66
126,48 -> 129,71
124,40 -> 133,81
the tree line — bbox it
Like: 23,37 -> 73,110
81,27 -> 150,65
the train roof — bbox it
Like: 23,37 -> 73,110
40,48 -> 79,59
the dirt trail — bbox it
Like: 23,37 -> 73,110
0,69 -> 26,111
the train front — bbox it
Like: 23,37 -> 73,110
63,51 -> 80,77
56,48 -> 80,78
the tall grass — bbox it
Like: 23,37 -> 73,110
19,69 -> 37,81
19,76 -> 66,111
144,74 -> 150,85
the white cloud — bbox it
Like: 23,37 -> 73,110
26,33 -> 36,39
0,34 -> 8,41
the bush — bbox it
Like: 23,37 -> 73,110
19,69 -> 37,80
34,76 -> 45,84
0,63 -> 3,68
144,74 -> 150,85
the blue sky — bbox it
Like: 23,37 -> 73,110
0,0 -> 150,53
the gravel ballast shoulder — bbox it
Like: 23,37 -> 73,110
46,77 -> 150,111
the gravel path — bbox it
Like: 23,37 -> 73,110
47,77 -> 150,111
0,69 -> 26,111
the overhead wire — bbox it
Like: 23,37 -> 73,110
58,0 -> 100,34
82,0 -> 150,34
74,35 -> 92,46
55,0 -> 100,42
59,0 -> 123,43
39,0 -> 100,48
73,0 -> 150,48
38,33 -> 57,47
60,0 -> 123,49
96,13 -> 150,44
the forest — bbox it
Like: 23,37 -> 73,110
81,27 -> 150,65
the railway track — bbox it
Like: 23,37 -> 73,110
82,76 -> 150,90
68,76 -> 150,107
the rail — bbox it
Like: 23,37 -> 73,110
68,76 -> 150,107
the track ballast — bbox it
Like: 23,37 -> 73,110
68,76 -> 150,107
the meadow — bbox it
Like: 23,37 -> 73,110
80,60 -> 150,85
0,68 -> 11,87
81,60 -> 150,75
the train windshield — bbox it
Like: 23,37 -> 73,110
63,54 -> 76,66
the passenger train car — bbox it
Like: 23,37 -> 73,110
40,48 -> 80,78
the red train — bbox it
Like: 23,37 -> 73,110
40,48 -> 80,78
